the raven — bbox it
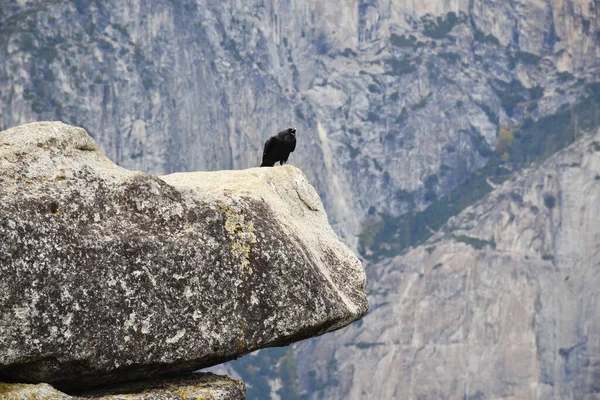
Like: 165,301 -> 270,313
260,128 -> 297,167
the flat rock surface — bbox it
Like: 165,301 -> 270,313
1,373 -> 245,399
0,122 -> 368,390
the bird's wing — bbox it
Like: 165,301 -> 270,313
290,135 -> 296,153
263,137 -> 276,156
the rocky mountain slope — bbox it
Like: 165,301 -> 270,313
1,1 -> 599,398
1,0 -> 598,247
294,129 -> 600,399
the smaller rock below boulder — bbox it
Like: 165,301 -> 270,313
1,373 -> 245,399
0,382 -> 70,400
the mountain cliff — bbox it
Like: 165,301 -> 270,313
1,0 -> 598,247
1,1 -> 599,398
293,128 -> 600,399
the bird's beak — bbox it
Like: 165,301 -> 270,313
291,128 -> 297,134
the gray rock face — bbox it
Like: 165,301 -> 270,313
1,1 -> 599,398
295,129 -> 600,399
1,373 -> 246,399
0,0 -> 597,247
0,121 -> 368,390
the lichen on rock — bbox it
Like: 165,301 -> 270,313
219,202 -> 257,277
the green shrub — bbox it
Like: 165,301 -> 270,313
368,84 -> 381,93
31,100 -> 45,113
341,47 -> 357,57
396,107 -> 408,123
39,46 -> 58,62
43,69 -> 55,81
492,79 -> 527,113
470,131 -> 492,157
425,174 -> 439,189
85,21 -> 95,36
345,142 -> 360,159
21,34 -> 36,51
367,112 -> 379,122
515,51 -> 541,65
395,189 -> 414,204
134,46 -> 145,65
454,235 -> 496,250
423,12 -> 459,39
142,76 -> 153,89
479,103 -> 499,125
587,83 -> 600,101
473,30 -> 501,46
543,194 -> 556,209
557,71 -> 574,82
354,342 -> 385,349
373,159 -> 384,172
424,190 -> 436,202
439,52 -> 460,64
97,38 -> 113,52
390,34 -> 417,48
359,216 -> 384,252
385,58 -> 415,75
529,86 -> 544,100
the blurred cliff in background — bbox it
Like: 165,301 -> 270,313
1,0 -> 598,398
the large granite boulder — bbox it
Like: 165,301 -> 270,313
0,122 -> 368,390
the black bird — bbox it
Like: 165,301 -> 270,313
260,128 -> 297,167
